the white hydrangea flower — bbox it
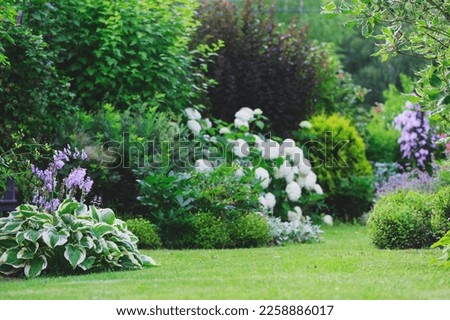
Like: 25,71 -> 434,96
259,192 -> 276,211
255,167 -> 270,189
253,108 -> 263,115
235,107 -> 254,122
298,158 -> 312,176
259,139 -> 280,160
219,127 -> 231,134
195,159 -> 213,173
234,117 -> 249,130
299,120 -> 312,129
297,175 -> 306,189
187,120 -> 201,136
305,172 -> 317,190
233,139 -> 250,158
289,146 -> 304,163
287,206 -> 302,222
273,160 -> 297,183
265,192 -> 276,209
314,184 -> 323,195
253,134 -> 264,146
203,118 -> 212,129
286,181 -> 302,202
323,214 -> 333,226
185,108 -> 202,121
280,139 -> 296,157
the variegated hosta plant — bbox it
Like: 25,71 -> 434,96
0,199 -> 156,278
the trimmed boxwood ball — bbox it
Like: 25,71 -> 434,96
192,212 -> 231,249
367,189 -> 450,249
125,218 -> 162,249
230,213 -> 271,248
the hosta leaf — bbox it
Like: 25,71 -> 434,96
141,255 -> 157,267
42,229 -> 69,248
24,230 -> 41,242
0,236 -> 17,248
106,241 -> 120,254
2,221 -> 23,233
58,200 -> 81,215
0,263 -> 19,276
24,255 -> 47,278
16,231 -> 26,245
79,256 -> 96,271
29,212 -> 54,224
92,223 -> 116,237
18,204 -> 38,218
64,244 -> 86,269
0,248 -> 25,268
91,206 -> 99,221
97,208 -> 116,225
17,248 -> 34,260
80,236 -> 95,249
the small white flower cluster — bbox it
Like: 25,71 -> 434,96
266,215 -> 323,245
185,108 -> 212,136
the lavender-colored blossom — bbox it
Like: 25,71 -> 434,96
65,167 -> 87,190
81,150 -> 87,161
376,168 -> 437,198
81,176 -> 94,194
393,102 -> 435,170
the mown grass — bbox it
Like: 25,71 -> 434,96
0,225 -> 448,299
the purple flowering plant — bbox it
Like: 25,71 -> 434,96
31,145 -> 92,212
393,102 -> 436,171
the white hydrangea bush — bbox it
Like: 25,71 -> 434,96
183,107 -> 325,244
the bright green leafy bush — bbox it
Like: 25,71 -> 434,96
191,212 -> 231,249
0,200 -> 155,278
125,218 -> 161,249
230,214 -> 271,248
22,0 -> 200,111
295,114 -> 374,220
431,230 -> 450,268
0,21 -> 75,149
368,189 -> 450,249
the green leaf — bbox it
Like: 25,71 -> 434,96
0,248 -> 25,268
64,244 -> 86,269
97,208 -> 116,225
58,200 -> 80,215
79,256 -> 96,271
92,223 -> 116,237
24,255 -> 47,278
0,236 -> 17,248
17,248 -> 34,260
255,120 -> 264,130
18,204 -> 38,218
2,221 -> 23,233
42,228 -> 69,248
24,230 -> 41,242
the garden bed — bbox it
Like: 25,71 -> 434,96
0,225 -> 447,300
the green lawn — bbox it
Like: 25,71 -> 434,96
0,225 -> 448,299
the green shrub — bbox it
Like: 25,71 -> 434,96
295,114 -> 374,220
125,218 -> 162,249
230,214 -> 271,248
192,0 -> 322,136
192,212 -> 231,249
0,21 -> 76,149
367,190 -> 443,249
430,187 -> 450,239
138,165 -> 262,248
22,0 -> 200,111
431,230 -> 450,268
0,200 -> 155,278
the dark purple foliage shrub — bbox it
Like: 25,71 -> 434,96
191,0 -> 322,137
